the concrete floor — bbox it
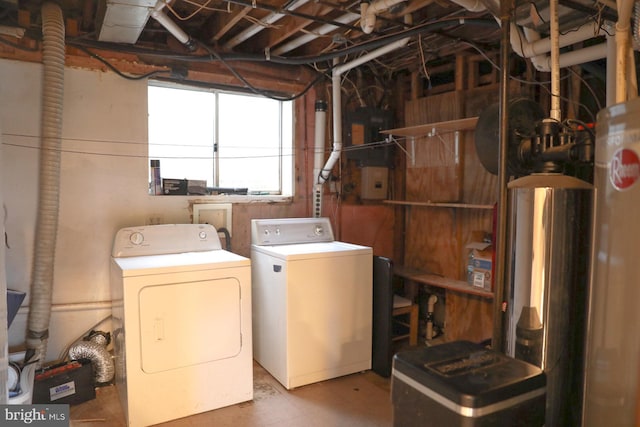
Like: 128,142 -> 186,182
69,361 -> 394,427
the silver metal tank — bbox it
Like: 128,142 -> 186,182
505,173 -> 593,427
583,98 -> 640,427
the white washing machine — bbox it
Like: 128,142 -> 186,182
110,224 -> 252,427
250,217 -> 372,389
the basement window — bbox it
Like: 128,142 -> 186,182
147,81 -> 293,197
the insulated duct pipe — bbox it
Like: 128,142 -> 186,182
313,100 -> 327,218
360,0 -> 407,34
26,1 -> 65,366
151,1 -> 196,51
68,333 -> 114,384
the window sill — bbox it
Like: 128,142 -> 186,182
150,194 -> 294,204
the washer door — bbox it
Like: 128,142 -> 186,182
139,277 -> 242,373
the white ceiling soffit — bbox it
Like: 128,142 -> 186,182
96,0 -> 157,43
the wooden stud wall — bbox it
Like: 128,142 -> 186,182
400,79 -> 520,343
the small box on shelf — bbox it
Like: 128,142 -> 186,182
466,237 -> 493,292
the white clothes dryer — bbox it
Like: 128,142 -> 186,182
110,224 -> 252,427
251,217 -> 372,389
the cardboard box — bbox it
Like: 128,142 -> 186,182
162,178 -> 188,195
33,360 -> 96,405
466,241 -> 493,291
187,179 -> 207,195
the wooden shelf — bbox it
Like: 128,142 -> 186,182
380,116 -> 478,138
394,265 -> 493,300
384,200 -> 494,210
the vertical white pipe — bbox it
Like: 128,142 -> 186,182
313,100 -> 327,184
319,36 -> 409,186
313,101 -> 327,218
549,0 -> 561,121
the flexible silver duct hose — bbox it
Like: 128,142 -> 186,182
634,1 -> 640,45
26,2 -> 65,367
69,335 -> 114,384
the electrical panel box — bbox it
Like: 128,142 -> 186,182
345,107 -> 394,167
361,167 -> 388,200
192,203 -> 233,236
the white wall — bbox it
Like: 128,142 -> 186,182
0,58 -> 199,362
1,116 -> 7,402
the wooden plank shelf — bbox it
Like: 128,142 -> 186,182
380,116 -> 479,138
394,265 -> 494,300
384,200 -> 494,210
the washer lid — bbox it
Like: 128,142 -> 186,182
252,241 -> 371,261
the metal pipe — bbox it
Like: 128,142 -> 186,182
492,0 -> 512,353
549,0 -> 561,121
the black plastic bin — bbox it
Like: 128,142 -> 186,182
391,340 -> 546,427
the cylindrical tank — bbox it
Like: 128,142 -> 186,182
505,173 -> 593,427
583,98 -> 640,427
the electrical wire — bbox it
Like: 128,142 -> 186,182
74,45 -> 173,80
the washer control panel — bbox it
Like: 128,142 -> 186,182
251,217 -> 334,246
112,223 -> 222,257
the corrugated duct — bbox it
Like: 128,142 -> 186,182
25,1 -> 65,367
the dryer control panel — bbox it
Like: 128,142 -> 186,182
112,223 -> 222,257
251,217 -> 334,246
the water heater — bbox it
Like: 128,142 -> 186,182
505,174 -> 592,426
583,98 -> 640,426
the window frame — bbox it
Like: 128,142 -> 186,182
148,80 -> 295,202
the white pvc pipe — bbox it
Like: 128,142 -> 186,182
360,0 -> 407,34
273,12 -> 359,55
151,1 -> 195,49
533,43 -> 608,71
520,21 -> 605,59
313,100 -> 327,185
225,0 -> 310,49
318,36 -> 410,186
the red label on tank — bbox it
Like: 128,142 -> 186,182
610,148 -> 640,190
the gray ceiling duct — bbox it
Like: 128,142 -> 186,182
96,0 -> 156,44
